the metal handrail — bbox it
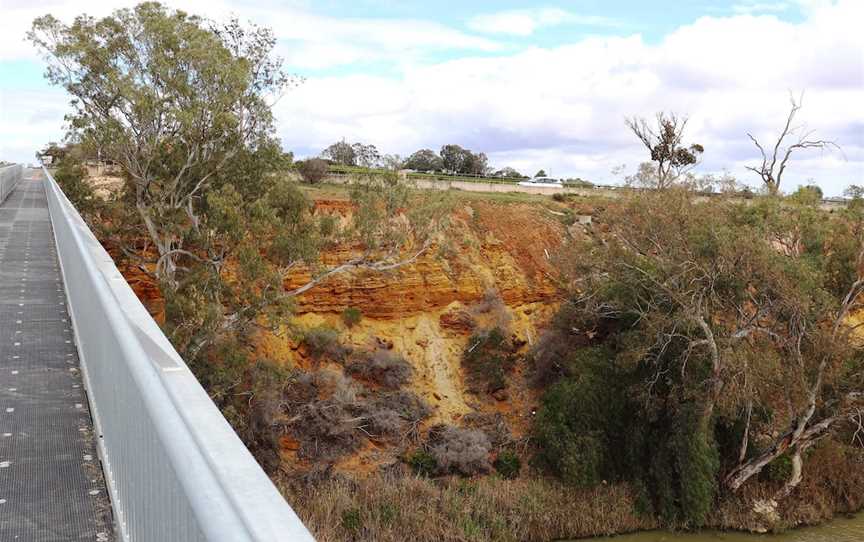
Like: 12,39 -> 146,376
42,167 -> 314,542
0,164 -> 22,204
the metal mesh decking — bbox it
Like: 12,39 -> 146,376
0,171 -> 114,541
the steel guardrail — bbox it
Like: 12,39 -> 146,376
42,167 -> 315,542
0,164 -> 23,204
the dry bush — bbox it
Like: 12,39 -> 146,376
472,288 -> 511,330
287,370 -> 431,461
461,412 -> 513,449
301,326 -> 350,361
345,349 -> 412,390
427,425 -> 492,476
366,391 -> 431,440
288,373 -> 367,461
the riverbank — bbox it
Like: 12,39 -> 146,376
607,513 -> 863,542
280,441 -> 864,542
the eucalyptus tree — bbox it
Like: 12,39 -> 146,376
625,112 -> 704,189
29,3 -> 292,282
321,140 -> 356,166
404,149 -> 443,172
29,3 -> 448,362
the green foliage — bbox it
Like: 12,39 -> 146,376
564,177 -> 594,188
529,188 -> 864,527
462,327 -> 517,393
440,144 -> 487,175
404,149 -> 443,172
659,408 -> 719,526
408,450 -> 438,477
493,450 -> 521,480
790,184 -> 823,205
532,347 -> 623,487
341,307 -> 363,328
341,508 -> 363,533
52,154 -> 98,217
322,140 -> 357,166
762,453 -> 794,483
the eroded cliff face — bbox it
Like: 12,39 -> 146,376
282,200 -> 563,317
118,192 -> 581,472
248,196 -> 583,476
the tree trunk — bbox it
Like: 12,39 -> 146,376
725,413 -> 839,493
136,200 -> 175,283
774,447 -> 803,500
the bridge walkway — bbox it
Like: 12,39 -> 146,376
0,170 -> 114,541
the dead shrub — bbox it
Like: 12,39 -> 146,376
302,326 -> 350,361
287,371 -> 431,461
427,425 -> 492,476
472,287 -> 511,329
345,349 -> 412,390
461,412 -> 513,449
528,302 -> 594,386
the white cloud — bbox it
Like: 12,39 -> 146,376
0,87 -> 67,163
467,8 -> 617,36
276,0 -> 864,194
0,1 -> 500,64
732,2 -> 792,14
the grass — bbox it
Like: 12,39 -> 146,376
296,178 -> 615,210
280,474 -> 654,542
279,440 -> 864,541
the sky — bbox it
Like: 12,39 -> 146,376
1,0 -> 862,195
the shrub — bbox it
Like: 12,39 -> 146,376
531,347 -> 623,487
461,412 -> 512,448
288,372 -> 431,460
462,327 -> 517,393
54,156 -> 99,216
634,406 -> 719,526
341,306 -> 363,328
428,425 -> 492,476
377,390 -> 431,424
345,349 -> 412,389
472,288 -> 511,329
408,450 -> 438,477
298,158 -> 329,184
762,453 -> 794,483
552,192 -> 567,202
302,326 -> 348,361
493,450 -> 521,479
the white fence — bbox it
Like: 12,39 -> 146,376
43,166 -> 315,542
0,164 -> 22,203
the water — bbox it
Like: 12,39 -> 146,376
587,514 -> 863,542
